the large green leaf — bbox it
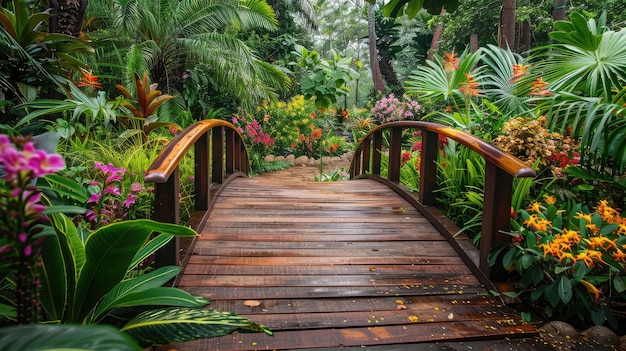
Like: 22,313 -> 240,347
93,266 -> 200,320
42,213 -> 86,322
129,233 -> 173,271
39,232 -> 68,321
120,307 -> 272,348
0,324 -> 141,351
70,220 -> 196,322
99,287 -> 207,314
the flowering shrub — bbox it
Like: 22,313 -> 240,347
370,94 -> 422,124
85,161 -> 151,228
0,135 -> 65,324
493,116 -> 580,176
254,95 -> 320,155
232,114 -> 275,154
492,197 -> 626,328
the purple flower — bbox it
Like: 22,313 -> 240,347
104,186 -> 121,196
123,194 -> 137,208
88,192 -> 102,204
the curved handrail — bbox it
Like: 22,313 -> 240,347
350,121 -> 536,281
144,119 -> 250,268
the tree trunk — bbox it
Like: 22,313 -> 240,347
552,0 -> 566,21
518,20 -> 531,52
49,0 -> 88,38
498,0 -> 516,49
378,56 -> 401,92
368,4 -> 385,96
470,34 -> 479,53
427,9 -> 445,62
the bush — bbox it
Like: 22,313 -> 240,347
492,197 -> 626,329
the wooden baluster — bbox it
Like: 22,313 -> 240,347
480,161 -> 513,280
154,167 -> 180,268
387,127 -> 402,182
194,132 -> 209,211
419,130 -> 438,205
362,138 -> 371,175
212,127 -> 224,185
372,131 -> 383,176
225,128 -> 234,175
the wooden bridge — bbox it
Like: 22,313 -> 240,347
146,120 -> 541,350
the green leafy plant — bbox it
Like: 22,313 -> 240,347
491,197 -> 626,329
0,134 -> 272,347
0,0 -> 93,118
291,44 -> 360,110
16,82 -> 120,139
534,12 -> 626,173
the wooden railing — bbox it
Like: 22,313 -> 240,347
144,120 -> 250,268
350,121 -> 536,281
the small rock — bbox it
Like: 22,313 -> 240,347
274,155 -> 285,162
539,321 -> 580,349
581,325 -> 620,347
264,154 -> 275,162
307,158 -> 318,167
286,154 -> 296,162
294,156 -> 309,166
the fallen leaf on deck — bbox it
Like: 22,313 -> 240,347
244,300 -> 261,307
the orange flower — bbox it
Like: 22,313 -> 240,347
76,68 -> 102,89
543,195 -> 556,205
529,77 -> 552,97
557,252 -> 576,264
575,252 -> 595,267
523,214 -> 550,232
459,73 -> 480,97
443,52 -> 459,72
574,212 -> 593,224
580,279 -> 603,303
527,201 -> 542,213
510,63 -> 529,82
612,249 -> 626,262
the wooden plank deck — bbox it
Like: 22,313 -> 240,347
164,175 -> 537,350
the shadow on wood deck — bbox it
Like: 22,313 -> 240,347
158,176 -> 538,351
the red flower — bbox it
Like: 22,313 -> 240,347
76,68 -> 102,89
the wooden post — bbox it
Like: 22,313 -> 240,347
419,130 -> 438,205
194,132 -> 210,211
480,162 -> 513,280
211,127 -> 224,184
225,128 -> 234,175
154,167 -> 180,267
362,139 -> 371,175
372,131 -> 383,176
387,127 -> 402,182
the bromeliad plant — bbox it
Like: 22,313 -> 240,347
491,197 -> 626,328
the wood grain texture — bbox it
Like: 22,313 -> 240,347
158,177 -> 536,350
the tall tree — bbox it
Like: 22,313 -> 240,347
48,0 -> 88,37
498,0 -> 516,48
368,3 -> 385,95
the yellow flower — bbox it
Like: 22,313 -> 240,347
583,236 -> 618,250
557,252 -> 576,264
612,249 -> 626,262
580,279 -> 603,303
574,212 -> 593,224
523,214 -> 551,232
543,195 -> 556,205
585,224 -> 600,234
575,252 -> 595,267
527,201 -> 542,213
